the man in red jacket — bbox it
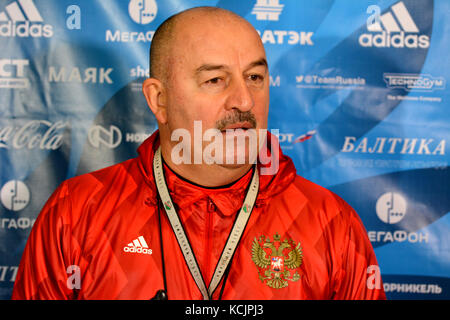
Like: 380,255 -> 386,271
12,7 -> 386,300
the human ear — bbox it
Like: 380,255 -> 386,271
142,77 -> 168,124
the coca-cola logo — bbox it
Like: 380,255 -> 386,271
0,120 -> 68,150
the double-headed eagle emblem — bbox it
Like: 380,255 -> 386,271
251,233 -> 303,289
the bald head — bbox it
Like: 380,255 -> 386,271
149,6 -> 260,81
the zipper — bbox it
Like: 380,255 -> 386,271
205,197 -> 215,286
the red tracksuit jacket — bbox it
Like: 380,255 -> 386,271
12,131 -> 386,300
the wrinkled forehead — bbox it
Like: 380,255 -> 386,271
169,12 -> 266,69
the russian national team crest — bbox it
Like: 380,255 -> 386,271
251,233 -> 303,289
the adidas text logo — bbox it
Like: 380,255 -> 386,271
123,236 -> 152,255
0,0 -> 53,38
359,1 -> 429,49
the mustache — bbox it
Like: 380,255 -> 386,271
215,111 -> 257,131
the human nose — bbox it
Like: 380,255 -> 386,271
224,78 -> 254,112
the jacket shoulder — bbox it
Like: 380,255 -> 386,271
280,174 -> 358,222
41,158 -> 141,223
293,175 -> 347,203
65,158 -> 138,197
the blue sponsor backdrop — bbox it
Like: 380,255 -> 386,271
0,0 -> 448,299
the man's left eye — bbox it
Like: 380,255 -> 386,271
205,77 -> 223,84
248,74 -> 263,82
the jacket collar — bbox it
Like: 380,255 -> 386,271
136,130 -> 297,212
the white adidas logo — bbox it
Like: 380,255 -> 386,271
123,236 -> 153,255
359,1 -> 429,49
0,0 -> 53,38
